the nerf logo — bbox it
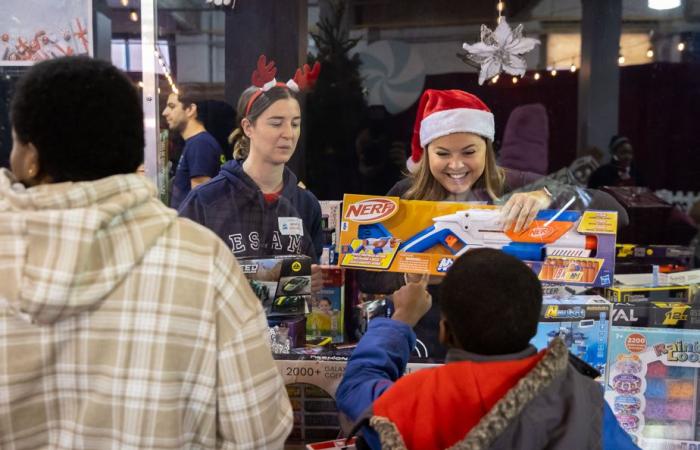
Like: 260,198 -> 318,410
345,198 -> 398,223
528,226 -> 555,239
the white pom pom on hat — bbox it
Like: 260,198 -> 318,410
407,89 -> 495,172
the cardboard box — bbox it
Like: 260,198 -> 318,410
531,295 -> 611,379
338,194 -> 617,286
276,358 -> 437,446
606,285 -> 691,304
606,324 -> 700,449
611,303 -> 700,329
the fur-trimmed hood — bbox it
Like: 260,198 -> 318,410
369,338 -> 604,450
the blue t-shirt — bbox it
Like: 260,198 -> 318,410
170,131 -> 222,209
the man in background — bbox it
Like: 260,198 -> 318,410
163,89 -> 223,209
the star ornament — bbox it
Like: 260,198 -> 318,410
462,18 -> 540,85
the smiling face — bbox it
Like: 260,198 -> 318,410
243,97 -> 301,165
426,132 -> 487,195
318,299 -> 332,314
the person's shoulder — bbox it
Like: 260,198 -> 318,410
387,177 -> 412,197
189,131 -> 222,149
502,167 -> 543,190
182,174 -> 231,206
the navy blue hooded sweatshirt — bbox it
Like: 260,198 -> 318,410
178,160 -> 323,262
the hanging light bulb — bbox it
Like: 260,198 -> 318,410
491,74 -> 500,84
646,48 -> 654,58
570,63 -> 577,73
512,76 -> 518,84
534,72 -> 541,80
120,0 -> 129,6
550,69 -> 557,77
648,0 -> 681,10
129,9 -> 139,22
678,42 -> 686,52
618,54 -> 625,65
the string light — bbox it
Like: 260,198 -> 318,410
154,48 -> 179,95
548,35 -> 663,70
120,0 -> 129,6
129,9 -> 139,22
550,69 -> 557,77
533,72 -> 541,80
496,1 -> 505,24
570,63 -> 577,73
511,76 -> 518,84
678,42 -> 685,52
491,74 -> 500,84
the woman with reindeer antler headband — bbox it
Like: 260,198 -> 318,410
178,55 -> 325,289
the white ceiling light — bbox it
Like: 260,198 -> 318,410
648,0 -> 681,11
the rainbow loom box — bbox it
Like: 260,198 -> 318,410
606,304 -> 700,449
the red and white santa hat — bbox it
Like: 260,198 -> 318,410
407,89 -> 495,172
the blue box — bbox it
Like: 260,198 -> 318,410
531,295 -> 611,380
606,324 -> 700,449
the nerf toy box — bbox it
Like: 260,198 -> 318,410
338,194 -> 617,286
239,255 -> 312,318
307,267 -> 345,345
606,285 -> 691,304
606,312 -> 700,448
531,295 -> 611,379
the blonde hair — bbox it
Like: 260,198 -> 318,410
229,85 -> 299,161
403,139 -> 506,201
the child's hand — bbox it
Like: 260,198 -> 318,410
311,264 -> 323,294
391,282 -> 431,327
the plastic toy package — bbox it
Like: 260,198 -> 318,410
531,295 -> 611,380
606,303 -> 700,449
306,267 -> 345,344
238,255 -> 312,318
338,194 -> 617,285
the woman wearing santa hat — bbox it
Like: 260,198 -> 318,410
359,88 -> 627,359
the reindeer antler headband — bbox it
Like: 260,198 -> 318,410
244,54 -> 321,116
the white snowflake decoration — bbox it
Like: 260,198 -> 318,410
462,18 -> 540,85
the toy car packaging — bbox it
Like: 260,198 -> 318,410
606,315 -> 700,448
238,255 -> 312,317
531,295 -> 611,380
338,194 -> 617,286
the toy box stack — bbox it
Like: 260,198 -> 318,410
531,295 -> 611,379
239,255 -> 312,351
338,194 -> 617,286
606,301 -> 700,448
